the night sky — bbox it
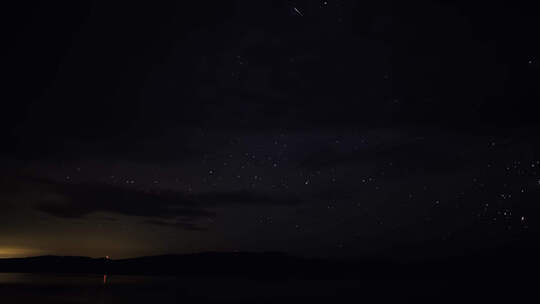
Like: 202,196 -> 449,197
2,0 -> 539,260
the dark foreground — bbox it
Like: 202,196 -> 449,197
0,251 -> 538,303
0,273 -> 536,304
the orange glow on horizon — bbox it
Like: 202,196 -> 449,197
0,247 -> 42,258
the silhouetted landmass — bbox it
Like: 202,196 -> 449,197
1,246 -> 538,279
1,249 -> 539,304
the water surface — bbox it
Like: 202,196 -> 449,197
0,272 -> 514,303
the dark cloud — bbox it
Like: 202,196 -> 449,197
4,177 -> 302,230
296,131 -> 514,178
192,190 -> 302,207
142,220 -> 208,232
299,146 -> 362,169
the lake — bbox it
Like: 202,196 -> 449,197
0,272 -> 531,303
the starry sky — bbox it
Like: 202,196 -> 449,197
1,0 -> 539,260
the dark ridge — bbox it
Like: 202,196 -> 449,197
1,247 -> 539,280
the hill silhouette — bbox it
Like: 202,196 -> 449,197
1,246 -> 538,279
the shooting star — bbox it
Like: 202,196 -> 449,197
293,7 -> 303,17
